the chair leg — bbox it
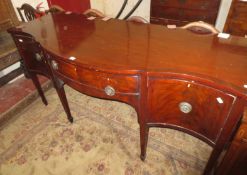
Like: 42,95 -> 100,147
140,122 -> 149,161
53,78 -> 73,123
30,74 -> 48,105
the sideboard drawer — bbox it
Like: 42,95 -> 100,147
76,68 -> 139,94
14,35 -> 50,76
50,58 -> 78,81
147,78 -> 235,143
22,51 -> 47,71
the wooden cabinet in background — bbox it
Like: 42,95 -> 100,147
0,0 -> 21,86
47,0 -> 90,13
150,0 -> 221,26
224,0 -> 247,37
0,0 -> 19,31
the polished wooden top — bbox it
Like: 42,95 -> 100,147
13,13 -> 247,97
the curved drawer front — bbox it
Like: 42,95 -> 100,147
147,78 -> 235,143
14,35 -> 50,75
22,51 -> 48,72
48,55 -> 139,96
76,67 -> 139,95
24,51 -> 49,73
49,58 -> 78,81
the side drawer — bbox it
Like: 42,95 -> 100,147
13,35 -> 50,75
76,67 -> 139,94
23,51 -> 48,72
147,78 -> 235,143
49,58 -> 78,81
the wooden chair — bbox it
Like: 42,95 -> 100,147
17,3 -> 44,22
83,9 -> 105,18
127,16 -> 148,24
181,21 -> 219,35
46,5 -> 65,14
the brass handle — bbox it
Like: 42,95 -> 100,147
51,60 -> 58,70
104,85 -> 115,96
179,102 -> 192,114
35,53 -> 42,61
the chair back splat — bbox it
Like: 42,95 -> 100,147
128,16 -> 148,24
181,21 -> 219,35
83,9 -> 105,18
17,3 -> 44,22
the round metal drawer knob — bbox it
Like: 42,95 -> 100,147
179,102 -> 192,114
35,53 -> 42,61
51,60 -> 58,70
104,85 -> 115,96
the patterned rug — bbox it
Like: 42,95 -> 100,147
0,86 -> 212,175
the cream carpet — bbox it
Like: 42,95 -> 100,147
0,86 -> 212,175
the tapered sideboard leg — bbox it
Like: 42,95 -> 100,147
140,123 -> 149,161
53,78 -> 73,123
30,74 -> 48,105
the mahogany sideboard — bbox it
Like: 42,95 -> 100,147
150,0 -> 221,26
8,13 -> 247,175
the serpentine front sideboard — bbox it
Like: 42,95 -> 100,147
8,13 -> 247,175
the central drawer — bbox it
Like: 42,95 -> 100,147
147,78 -> 235,143
76,67 -> 139,95
48,53 -> 139,99
49,58 -> 78,80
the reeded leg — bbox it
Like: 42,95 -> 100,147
53,78 -> 73,123
140,123 -> 149,161
30,74 -> 48,105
